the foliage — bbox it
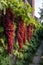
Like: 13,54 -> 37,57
0,54 -> 12,65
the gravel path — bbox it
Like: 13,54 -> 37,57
29,41 -> 43,65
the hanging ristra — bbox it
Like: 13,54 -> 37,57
27,23 -> 35,42
2,7 -> 15,54
15,16 -> 26,49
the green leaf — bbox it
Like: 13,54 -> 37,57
0,27 -> 4,33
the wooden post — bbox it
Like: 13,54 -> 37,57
32,0 -> 34,17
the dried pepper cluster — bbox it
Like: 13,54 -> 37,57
27,23 -> 34,42
17,17 -> 26,49
2,8 -> 14,54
